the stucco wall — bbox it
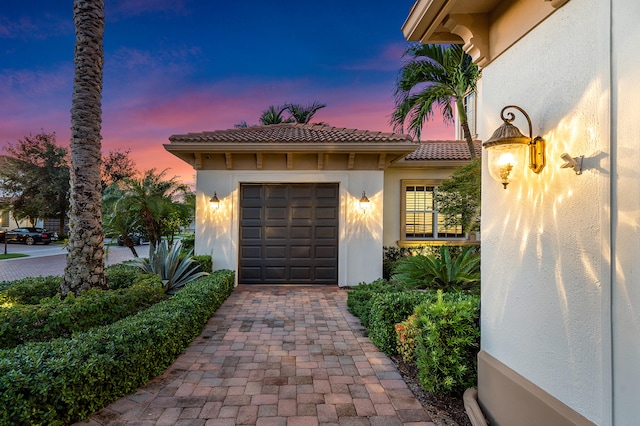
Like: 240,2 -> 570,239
195,170 -> 383,287
479,0 -> 611,423
611,0 -> 640,423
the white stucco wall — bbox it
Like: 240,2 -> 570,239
195,170 -> 383,287
611,0 -> 640,424
479,0 -> 613,423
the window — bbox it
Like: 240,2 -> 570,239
401,180 -> 464,241
0,210 -> 8,228
458,91 -> 476,140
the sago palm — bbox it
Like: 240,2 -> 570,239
391,44 -> 479,158
391,246 -> 480,291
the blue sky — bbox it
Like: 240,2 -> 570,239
0,0 -> 452,181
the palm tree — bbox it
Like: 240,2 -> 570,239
391,44 -> 479,158
282,102 -> 327,124
117,169 -> 188,250
259,105 -> 292,125
62,0 -> 107,296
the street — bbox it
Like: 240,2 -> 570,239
0,242 -> 142,282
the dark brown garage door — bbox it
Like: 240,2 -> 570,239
239,183 -> 339,284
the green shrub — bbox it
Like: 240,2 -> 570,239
392,246 -> 480,292
415,290 -> 480,395
395,313 -> 420,362
0,276 -> 61,305
181,234 -> 195,250
0,270 -> 235,426
106,263 -> 151,290
191,255 -> 213,273
367,290 -> 436,355
0,276 -> 166,349
346,279 -> 401,328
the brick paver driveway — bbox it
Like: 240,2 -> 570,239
78,285 -> 434,426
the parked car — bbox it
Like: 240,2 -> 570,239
117,232 -> 148,246
0,227 -> 53,245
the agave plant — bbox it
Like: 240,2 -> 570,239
127,240 -> 209,294
391,246 -> 480,291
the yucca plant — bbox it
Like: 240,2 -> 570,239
391,246 -> 480,291
127,240 -> 209,294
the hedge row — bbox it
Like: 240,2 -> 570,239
0,269 -> 235,426
0,276 -> 166,349
0,265 -> 152,306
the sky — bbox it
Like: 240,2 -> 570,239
0,0 -> 453,184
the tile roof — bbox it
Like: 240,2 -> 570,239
169,123 -> 413,144
404,140 -> 482,161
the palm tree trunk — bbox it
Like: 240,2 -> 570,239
62,0 -> 108,296
456,97 -> 477,159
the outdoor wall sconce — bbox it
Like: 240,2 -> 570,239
359,191 -> 370,212
483,105 -> 546,189
560,153 -> 583,175
209,192 -> 220,210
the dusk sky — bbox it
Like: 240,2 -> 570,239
1,1 -> 453,183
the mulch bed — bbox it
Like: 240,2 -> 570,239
390,354 -> 472,426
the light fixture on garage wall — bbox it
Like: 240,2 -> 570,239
359,191 -> 370,212
209,192 -> 220,210
483,105 -> 546,189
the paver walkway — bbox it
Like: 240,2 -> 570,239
78,285 -> 434,426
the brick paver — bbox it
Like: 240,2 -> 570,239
75,285 -> 435,425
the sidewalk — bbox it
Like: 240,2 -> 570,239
77,285 -> 435,426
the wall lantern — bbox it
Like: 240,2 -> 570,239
359,191 -> 370,212
209,192 -> 220,210
483,105 -> 546,189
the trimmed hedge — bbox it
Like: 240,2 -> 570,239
346,279 -> 402,328
0,269 -> 235,426
0,276 -> 61,305
105,264 -> 152,290
367,290 -> 436,355
191,255 -> 213,273
0,276 -> 166,349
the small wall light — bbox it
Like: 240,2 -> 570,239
359,191 -> 370,212
483,105 -> 546,189
209,192 -> 220,210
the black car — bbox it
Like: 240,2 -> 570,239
117,232 -> 147,246
0,227 -> 53,245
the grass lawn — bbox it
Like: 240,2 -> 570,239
0,253 -> 29,260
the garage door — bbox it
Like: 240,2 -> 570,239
239,183 -> 339,284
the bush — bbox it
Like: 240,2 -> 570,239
106,264 -> 151,290
0,270 -> 235,426
395,313 -> 420,362
181,234 -> 195,250
367,290 -> 436,355
415,290 -> 480,395
346,279 -> 401,328
0,276 -> 61,305
0,276 -> 166,349
191,255 -> 212,273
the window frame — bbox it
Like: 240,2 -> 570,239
400,179 -> 466,244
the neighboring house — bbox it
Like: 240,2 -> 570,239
403,0 -> 637,425
164,123 -> 479,287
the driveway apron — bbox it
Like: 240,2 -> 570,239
78,285 -> 434,426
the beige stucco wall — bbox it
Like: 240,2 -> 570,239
479,0 -> 614,423
195,170 -> 384,287
383,166 -> 462,247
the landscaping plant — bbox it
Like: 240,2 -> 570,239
415,290 -> 480,395
391,245 -> 480,292
128,240 -> 209,294
346,279 -> 402,328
